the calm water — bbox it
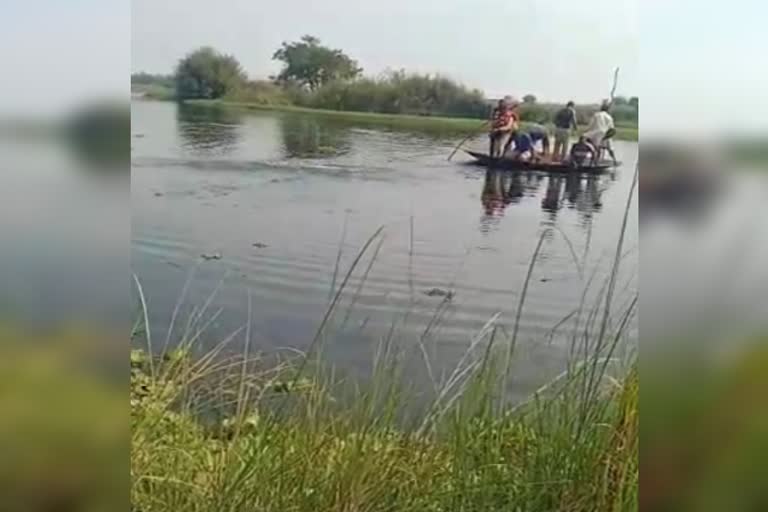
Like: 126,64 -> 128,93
131,101 -> 639,397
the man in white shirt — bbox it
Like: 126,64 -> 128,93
584,101 -> 617,165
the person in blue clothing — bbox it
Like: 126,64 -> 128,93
504,124 -> 551,161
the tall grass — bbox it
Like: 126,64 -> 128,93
131,166 -> 638,511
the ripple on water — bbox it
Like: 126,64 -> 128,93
131,101 -> 639,397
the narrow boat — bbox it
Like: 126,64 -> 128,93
464,150 -> 619,174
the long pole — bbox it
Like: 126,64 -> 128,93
447,120 -> 489,161
609,67 -> 620,105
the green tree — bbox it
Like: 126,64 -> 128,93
301,70 -> 488,119
523,94 -> 537,104
174,47 -> 246,100
272,35 -> 362,91
613,95 -> 629,106
629,96 -> 639,109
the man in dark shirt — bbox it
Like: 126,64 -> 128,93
553,101 -> 578,161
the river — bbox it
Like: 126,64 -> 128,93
131,100 -> 639,398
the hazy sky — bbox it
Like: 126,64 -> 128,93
0,0 -> 130,117
1,0 -> 765,135
639,0 -> 768,136
132,0 -> 639,104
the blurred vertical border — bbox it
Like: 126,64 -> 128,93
0,1 -> 129,511
641,1 -> 768,510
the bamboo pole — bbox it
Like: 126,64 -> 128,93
447,120 -> 489,161
609,67 -> 620,105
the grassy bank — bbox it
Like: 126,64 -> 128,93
131,348 -> 637,512
132,211 -> 638,510
132,274 -> 638,512
186,99 -> 639,141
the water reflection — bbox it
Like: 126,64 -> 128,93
480,169 -> 506,233
176,103 -> 243,156
479,169 -> 611,230
507,173 -> 525,204
279,115 -> 351,158
541,176 -> 565,219
67,103 -> 130,173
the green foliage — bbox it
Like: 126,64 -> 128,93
174,47 -> 247,100
613,95 -> 629,106
225,80 -> 290,105
131,72 -> 174,89
158,43 -> 639,135
296,70 -> 489,119
131,347 -> 638,512
0,328 -> 126,511
518,103 -> 551,123
514,101 -> 638,127
272,35 -> 362,91
157,44 -> 639,131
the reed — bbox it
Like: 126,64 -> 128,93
131,177 -> 638,511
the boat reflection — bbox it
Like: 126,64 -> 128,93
479,169 -> 609,231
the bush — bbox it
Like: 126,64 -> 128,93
174,47 -> 247,100
300,71 -> 489,119
226,80 -> 290,105
515,103 -> 639,127
131,72 -> 174,89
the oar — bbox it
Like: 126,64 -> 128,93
447,120 -> 489,161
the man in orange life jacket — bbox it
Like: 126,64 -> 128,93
488,96 -> 519,158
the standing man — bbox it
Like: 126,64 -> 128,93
488,96 -> 519,158
553,101 -> 578,161
584,101 -> 618,165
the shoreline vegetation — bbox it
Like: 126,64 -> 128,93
132,347 -> 638,511
197,97 -> 641,141
131,37 -> 638,142
131,88 -> 639,142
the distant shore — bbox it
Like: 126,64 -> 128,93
195,99 -> 640,141
131,88 -> 638,141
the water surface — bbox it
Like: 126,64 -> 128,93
131,101 -> 639,398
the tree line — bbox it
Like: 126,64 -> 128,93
131,36 -> 638,124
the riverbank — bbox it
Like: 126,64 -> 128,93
182,98 -> 639,141
131,346 -> 638,512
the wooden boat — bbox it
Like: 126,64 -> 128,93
464,150 -> 619,174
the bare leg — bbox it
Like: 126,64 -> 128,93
501,133 -> 514,157
553,139 -> 562,161
490,132 -> 503,158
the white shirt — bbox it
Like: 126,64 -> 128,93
584,111 -> 614,144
